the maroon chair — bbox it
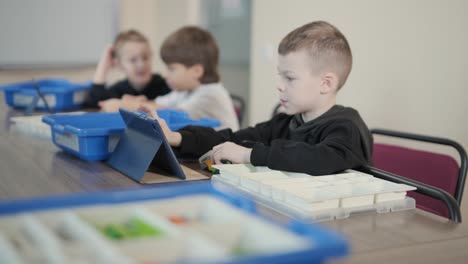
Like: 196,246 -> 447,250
370,129 -> 467,220
230,94 -> 245,126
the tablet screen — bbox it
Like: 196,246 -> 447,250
107,109 -> 186,181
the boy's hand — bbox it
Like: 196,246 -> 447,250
122,94 -> 147,103
139,101 -> 164,111
98,98 -> 122,112
138,104 -> 182,147
93,45 -> 115,84
211,142 -> 252,164
120,95 -> 149,110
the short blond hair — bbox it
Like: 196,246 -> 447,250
113,29 -> 150,57
278,21 -> 352,90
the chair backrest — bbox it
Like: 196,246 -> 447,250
230,94 -> 245,126
373,143 -> 459,218
371,129 -> 467,219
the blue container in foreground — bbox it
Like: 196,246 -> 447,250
0,182 -> 349,263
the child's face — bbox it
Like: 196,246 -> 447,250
277,50 -> 324,116
116,41 -> 153,88
163,63 -> 201,91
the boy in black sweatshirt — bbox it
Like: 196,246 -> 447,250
84,29 -> 170,111
142,21 -> 373,175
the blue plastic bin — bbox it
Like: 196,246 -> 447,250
156,109 -> 221,130
0,182 -> 349,263
0,78 -> 91,111
42,110 -> 221,161
42,112 -> 126,161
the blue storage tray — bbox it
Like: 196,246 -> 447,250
42,110 -> 221,161
42,112 -> 126,161
0,182 -> 349,263
156,109 -> 221,131
0,78 -> 92,111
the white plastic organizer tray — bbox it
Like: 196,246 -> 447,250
211,164 -> 416,222
0,195 -> 313,264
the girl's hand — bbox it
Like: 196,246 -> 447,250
98,98 -> 121,112
93,45 -> 116,84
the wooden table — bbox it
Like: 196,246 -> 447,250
1,94 -> 468,263
0,93 -> 208,199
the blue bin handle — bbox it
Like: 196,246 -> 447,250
41,115 -> 55,125
53,124 -> 66,134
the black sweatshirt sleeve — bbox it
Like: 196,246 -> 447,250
83,81 -> 133,108
250,121 -> 368,175
142,74 -> 171,100
177,112 -> 369,175
177,117 -> 278,157
84,74 -> 170,108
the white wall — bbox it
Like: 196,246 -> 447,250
250,0 -> 468,149
152,0 -> 200,72
0,0 -> 118,68
0,0 -> 192,85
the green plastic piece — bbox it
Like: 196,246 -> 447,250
98,217 -> 165,240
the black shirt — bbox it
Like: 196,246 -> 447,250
84,73 -> 171,108
178,105 -> 373,175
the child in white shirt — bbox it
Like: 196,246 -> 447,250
134,26 -> 239,131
